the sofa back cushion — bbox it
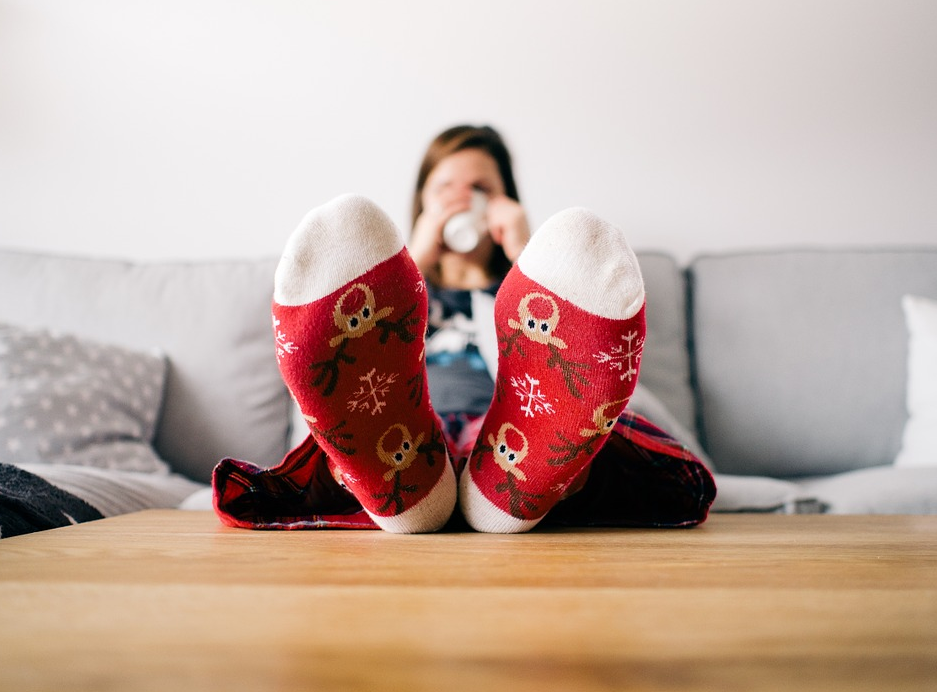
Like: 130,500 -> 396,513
0,248 -> 695,483
0,250 -> 290,483
690,249 -> 937,477
633,252 -> 696,437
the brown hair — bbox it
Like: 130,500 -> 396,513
412,125 -> 519,279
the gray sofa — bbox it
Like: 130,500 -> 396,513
1,244 -> 935,526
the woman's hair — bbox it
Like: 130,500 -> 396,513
412,124 -> 519,279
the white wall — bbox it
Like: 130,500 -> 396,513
1,0 -> 935,263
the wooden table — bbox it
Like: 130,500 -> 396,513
1,511 -> 935,691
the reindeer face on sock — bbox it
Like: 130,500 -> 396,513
377,423 -> 425,481
329,283 -> 394,348
580,400 -> 625,438
487,423 -> 529,481
508,293 -> 567,349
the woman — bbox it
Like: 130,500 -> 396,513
408,124 -> 528,288
408,126 -> 529,422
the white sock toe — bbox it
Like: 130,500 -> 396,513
274,194 -> 405,307
517,207 -> 644,320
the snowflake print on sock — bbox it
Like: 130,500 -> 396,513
511,373 -> 556,418
273,315 -> 298,362
347,368 -> 398,416
593,330 -> 644,382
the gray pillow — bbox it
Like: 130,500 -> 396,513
0,323 -> 168,473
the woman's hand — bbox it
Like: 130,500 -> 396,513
408,190 -> 472,274
485,195 -> 530,263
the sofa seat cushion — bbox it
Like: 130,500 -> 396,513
710,474 -> 824,514
712,466 -> 937,515
16,463 -> 205,518
796,466 -> 937,514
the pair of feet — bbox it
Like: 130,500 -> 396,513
273,195 -> 646,533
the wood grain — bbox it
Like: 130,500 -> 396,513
2,511 -> 935,691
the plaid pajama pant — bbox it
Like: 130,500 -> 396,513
212,410 -> 716,531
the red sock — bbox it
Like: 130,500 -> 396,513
273,195 -> 455,533
459,208 -> 646,532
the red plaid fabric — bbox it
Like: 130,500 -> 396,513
212,410 -> 715,531
213,435 -> 377,530
541,410 -> 716,528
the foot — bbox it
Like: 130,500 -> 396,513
273,194 -> 456,533
459,207 -> 646,532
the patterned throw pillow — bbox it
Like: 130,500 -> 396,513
0,323 -> 168,473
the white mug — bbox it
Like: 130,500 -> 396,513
443,190 -> 488,253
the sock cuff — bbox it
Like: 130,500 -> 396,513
274,194 -> 405,306
517,207 -> 645,320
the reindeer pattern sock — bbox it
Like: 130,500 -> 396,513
273,194 -> 456,533
460,208 -> 647,533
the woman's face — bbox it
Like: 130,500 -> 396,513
421,148 -> 505,211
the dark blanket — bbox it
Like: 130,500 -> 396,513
0,463 -> 103,538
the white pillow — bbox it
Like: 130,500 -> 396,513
894,295 -> 937,468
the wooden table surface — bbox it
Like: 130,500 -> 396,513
1,511 -> 935,692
